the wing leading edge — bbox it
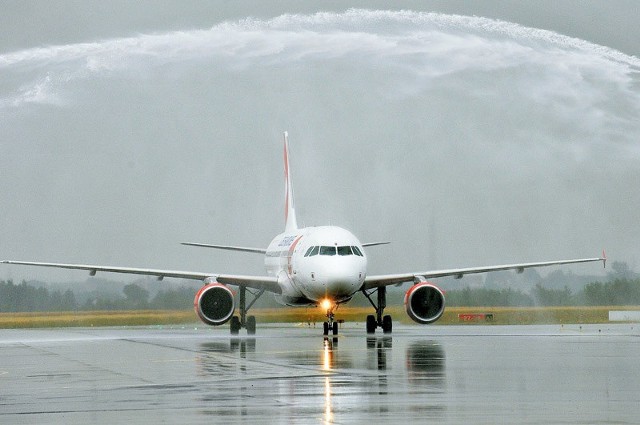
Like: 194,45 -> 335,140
180,242 -> 267,254
362,255 -> 606,290
0,260 -> 281,294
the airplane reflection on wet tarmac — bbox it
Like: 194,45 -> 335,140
1,325 -> 638,424
198,335 -> 445,374
196,333 -> 446,423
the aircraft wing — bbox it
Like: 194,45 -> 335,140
0,260 -> 281,294
180,242 -> 267,254
362,255 -> 606,291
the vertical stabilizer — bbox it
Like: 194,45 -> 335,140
283,132 -> 298,232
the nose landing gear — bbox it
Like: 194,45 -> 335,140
322,300 -> 339,336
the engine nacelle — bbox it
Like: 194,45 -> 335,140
194,283 -> 235,326
404,282 -> 446,324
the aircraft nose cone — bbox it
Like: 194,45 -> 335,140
324,266 -> 361,297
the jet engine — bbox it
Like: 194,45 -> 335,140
404,282 -> 445,324
194,282 -> 235,326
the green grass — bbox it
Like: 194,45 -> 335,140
0,310 -> 195,328
1,306 -> 639,328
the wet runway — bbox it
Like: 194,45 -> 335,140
1,323 -> 639,424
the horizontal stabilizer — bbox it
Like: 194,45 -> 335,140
362,241 -> 390,248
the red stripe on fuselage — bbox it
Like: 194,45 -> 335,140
287,235 -> 302,277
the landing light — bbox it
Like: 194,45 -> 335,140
321,299 -> 332,311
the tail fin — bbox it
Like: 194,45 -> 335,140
283,131 -> 298,232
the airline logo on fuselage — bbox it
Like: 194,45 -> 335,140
278,235 -> 298,247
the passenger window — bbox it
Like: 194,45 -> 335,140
319,246 -> 337,256
337,246 -> 352,256
309,246 -> 319,257
351,246 -> 363,256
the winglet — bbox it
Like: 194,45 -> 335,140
283,132 -> 298,232
602,249 -> 607,268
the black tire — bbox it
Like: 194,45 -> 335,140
382,315 -> 392,334
332,321 -> 339,335
366,315 -> 377,334
230,316 -> 241,335
246,316 -> 256,335
323,322 -> 329,336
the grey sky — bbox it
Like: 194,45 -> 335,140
1,1 -> 638,57
1,2 -> 638,283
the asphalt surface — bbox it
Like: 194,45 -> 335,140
1,323 -> 639,424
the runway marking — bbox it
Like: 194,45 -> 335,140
0,370 -> 8,376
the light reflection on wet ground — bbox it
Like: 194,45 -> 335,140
0,324 -> 638,424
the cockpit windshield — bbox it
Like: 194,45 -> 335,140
319,246 -> 337,256
337,246 -> 352,256
304,245 -> 363,257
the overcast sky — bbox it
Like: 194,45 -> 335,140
1,1 -> 638,283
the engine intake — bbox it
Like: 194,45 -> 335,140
194,283 -> 235,326
404,282 -> 445,324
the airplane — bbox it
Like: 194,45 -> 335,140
2,132 -> 606,336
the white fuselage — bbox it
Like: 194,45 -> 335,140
264,226 -> 367,306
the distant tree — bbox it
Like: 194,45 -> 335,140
61,289 -> 78,311
446,287 -> 533,307
0,280 -> 78,312
608,262 -> 637,281
532,284 -> 572,306
610,278 -> 640,304
151,287 -> 195,310
582,281 -> 609,305
581,278 -> 640,306
123,283 -> 149,309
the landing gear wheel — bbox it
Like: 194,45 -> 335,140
230,316 -> 241,335
382,315 -> 393,334
332,321 -> 339,335
362,286 -> 392,335
246,316 -> 256,335
366,315 -> 377,334
323,322 -> 329,336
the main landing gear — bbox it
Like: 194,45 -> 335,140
362,286 -> 393,334
230,286 -> 265,335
